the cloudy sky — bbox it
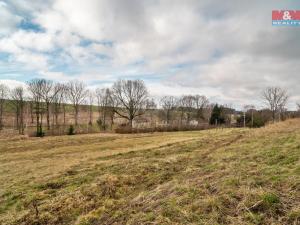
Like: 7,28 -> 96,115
0,0 -> 299,109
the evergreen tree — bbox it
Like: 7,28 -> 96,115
209,104 -> 225,125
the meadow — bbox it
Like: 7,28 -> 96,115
0,119 -> 299,224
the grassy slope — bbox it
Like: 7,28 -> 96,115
0,120 -> 299,225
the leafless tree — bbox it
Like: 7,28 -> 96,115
10,87 -> 26,134
160,96 -> 177,125
107,89 -> 116,130
262,87 -> 289,122
66,80 -> 88,126
87,90 -> 94,125
181,95 -> 195,124
146,98 -> 157,110
112,79 -> 148,128
194,95 -> 209,123
40,79 -> 61,130
177,96 -> 185,126
60,84 -> 68,125
146,98 -> 157,125
96,88 -> 113,130
0,83 -> 9,130
52,83 -> 65,126
29,101 -> 34,124
27,79 -> 45,135
297,103 -> 300,111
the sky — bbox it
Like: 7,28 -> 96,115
0,0 -> 299,109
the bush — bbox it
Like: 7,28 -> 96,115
68,125 -> 75,135
252,116 -> 265,128
115,124 -> 213,134
97,119 -> 107,130
36,125 -> 45,137
237,113 -> 266,128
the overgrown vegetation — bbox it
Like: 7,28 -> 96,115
67,125 -> 75,135
0,119 -> 299,224
36,125 -> 45,137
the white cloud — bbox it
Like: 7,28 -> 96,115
0,30 -> 54,52
0,0 -> 299,109
0,79 -> 26,89
0,1 -> 22,35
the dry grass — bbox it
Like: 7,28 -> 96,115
0,119 -> 300,224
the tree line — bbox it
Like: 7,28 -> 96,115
0,79 -> 298,136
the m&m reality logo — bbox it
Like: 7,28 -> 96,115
272,10 -> 300,26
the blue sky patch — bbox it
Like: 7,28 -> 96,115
18,19 -> 44,32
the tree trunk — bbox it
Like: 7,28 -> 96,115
110,112 -> 114,131
36,109 -> 40,135
63,104 -> 66,125
180,110 -> 184,126
55,112 -> 58,126
0,102 -> 3,130
16,107 -> 19,131
166,110 -> 170,125
75,106 -> 78,126
89,105 -> 93,125
102,111 -> 106,130
30,103 -> 34,123
20,104 -> 24,135
46,102 -> 50,130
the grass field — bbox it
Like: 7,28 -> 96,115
0,120 -> 299,225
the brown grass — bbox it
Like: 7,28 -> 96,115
0,119 -> 300,224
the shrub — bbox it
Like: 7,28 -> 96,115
237,113 -> 266,128
115,124 -> 213,134
252,116 -> 265,128
36,125 -> 45,137
68,125 -> 75,135
97,119 -> 107,130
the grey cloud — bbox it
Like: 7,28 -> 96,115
0,0 -> 299,109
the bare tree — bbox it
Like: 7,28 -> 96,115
297,103 -> 300,111
11,87 -> 26,134
177,96 -> 185,126
66,80 -> 88,126
107,89 -> 116,130
146,98 -> 157,125
262,87 -> 288,122
194,95 -> 209,123
0,83 -> 9,130
29,101 -> 34,124
96,88 -> 113,130
40,79 -> 60,130
160,96 -> 177,125
52,83 -> 65,126
27,79 -> 45,136
61,84 -> 68,125
87,90 -> 94,125
181,95 -> 195,125
112,79 -> 148,128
